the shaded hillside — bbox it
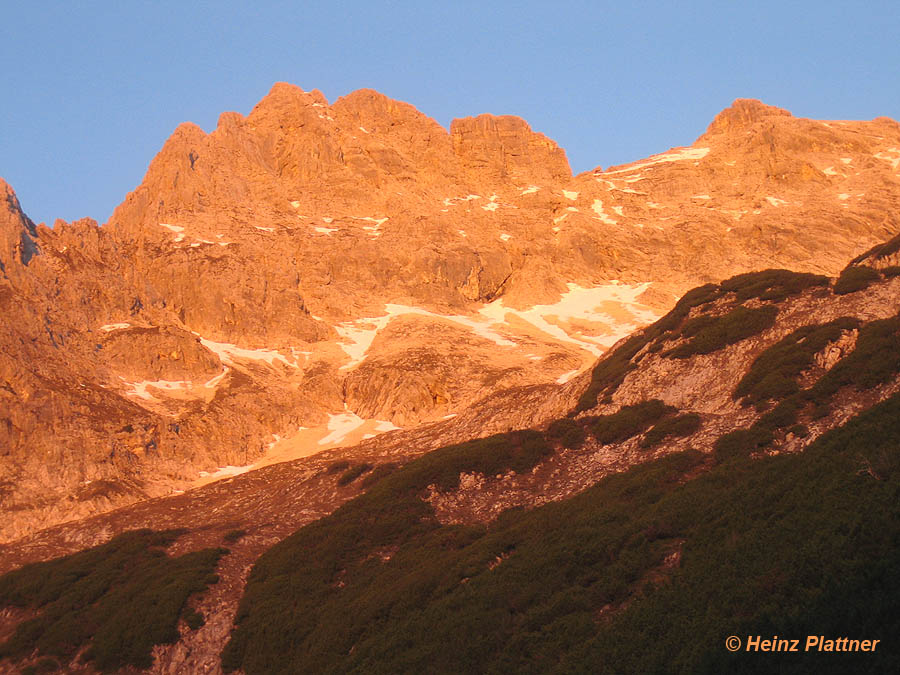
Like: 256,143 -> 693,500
3,253 -> 900,672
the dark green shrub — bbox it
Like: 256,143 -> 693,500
719,269 -> 829,302
0,530 -> 226,672
546,418 -> 586,449
223,529 -> 247,543
754,397 -> 802,431
810,314 -> 900,401
359,463 -> 398,489
850,232 -> 900,264
713,427 -> 773,462
833,265 -> 880,295
327,460 -> 352,474
667,305 -> 779,359
733,318 -> 860,405
788,423 -> 809,438
591,400 -> 675,445
184,609 -> 205,630
678,314 -> 719,339
641,413 -> 702,448
337,463 -> 374,486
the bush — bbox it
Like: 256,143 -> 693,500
640,413 -> 702,449
337,463 -> 374,486
881,266 -> 900,279
667,305 -> 779,359
788,423 -> 809,438
719,269 -> 829,302
733,318 -> 860,405
833,265 -> 880,295
591,400 -> 675,445
576,282 -> 725,412
713,427 -> 773,462
327,460 -> 352,474
359,463 -> 398,489
0,530 -> 226,672
184,609 -> 205,630
224,529 -> 247,543
546,419 -> 587,449
810,314 -> 900,400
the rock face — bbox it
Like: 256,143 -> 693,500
2,86 -> 900,541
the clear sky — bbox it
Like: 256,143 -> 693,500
3,1 -> 899,227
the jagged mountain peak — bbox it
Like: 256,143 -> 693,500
0,178 -> 39,273
700,97 -> 793,137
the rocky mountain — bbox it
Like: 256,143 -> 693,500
2,84 -> 900,547
1,252 -> 899,673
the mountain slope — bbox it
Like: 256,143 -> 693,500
2,87 -> 900,544
2,251 -> 900,672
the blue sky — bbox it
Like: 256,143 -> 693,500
3,1 -> 899,226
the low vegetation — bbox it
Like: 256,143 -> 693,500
546,418 -> 587,449
716,312 -> 900,457
641,413 -> 702,449
337,463 -> 374,486
222,393 -> 900,673
718,268 -> 829,302
590,399 -> 674,445
666,305 -> 779,359
0,529 -> 226,673
733,318 -> 860,406
833,265 -> 880,295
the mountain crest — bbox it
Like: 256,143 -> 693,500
0,178 -> 39,274
701,98 -> 793,138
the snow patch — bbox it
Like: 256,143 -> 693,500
602,147 -> 710,175
335,304 -> 518,369
520,185 -> 540,195
556,369 -> 580,384
198,338 -> 300,368
374,420 -> 401,432
499,233 -> 512,241
479,282 -> 659,357
562,190 -> 579,200
359,126 -> 369,134
160,223 -> 185,243
766,196 -> 788,207
874,148 -> 900,170
100,323 -> 131,332
840,157 -> 853,164
255,226 -> 274,232
314,227 -> 338,234
591,199 -> 618,225
318,412 -> 366,445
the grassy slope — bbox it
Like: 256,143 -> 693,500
222,391 -> 900,674
0,529 -> 226,672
